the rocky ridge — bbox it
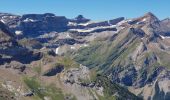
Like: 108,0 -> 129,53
0,12 -> 170,100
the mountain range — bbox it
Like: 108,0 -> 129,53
0,12 -> 170,100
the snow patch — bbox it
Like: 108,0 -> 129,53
9,16 -> 16,19
2,16 -> 6,19
0,19 -> 5,23
142,18 -> 147,22
160,35 -> 165,39
71,46 -> 76,50
15,31 -> 23,35
127,19 -> 132,23
78,21 -> 95,26
55,47 -> 60,54
23,18 -> 37,22
160,35 -> 170,39
108,20 -> 112,26
68,21 -> 96,26
66,33 -> 71,38
68,22 -> 77,26
69,25 -> 116,33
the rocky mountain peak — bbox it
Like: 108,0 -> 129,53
142,12 -> 159,23
127,12 -> 161,39
71,15 -> 90,23
75,15 -> 85,20
129,12 -> 159,26
143,12 -> 156,18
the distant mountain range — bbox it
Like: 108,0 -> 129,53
0,12 -> 170,100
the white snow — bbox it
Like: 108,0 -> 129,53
69,28 -> 94,33
71,46 -> 76,50
142,18 -> 147,22
127,19 -> 132,23
68,22 -> 77,26
69,25 -> 117,33
15,31 -> 23,35
78,21 -> 95,26
9,16 -> 16,19
68,21 -> 97,26
0,19 -> 5,23
160,35 -> 165,39
2,16 -> 6,19
2,16 -> 8,19
23,18 -> 37,22
160,35 -> 170,39
55,47 -> 60,54
165,36 -> 170,39
108,21 -> 112,26
66,33 -> 71,38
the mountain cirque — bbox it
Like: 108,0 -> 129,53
0,12 -> 170,100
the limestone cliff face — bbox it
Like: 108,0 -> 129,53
0,21 -> 41,64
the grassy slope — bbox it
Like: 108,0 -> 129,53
23,77 -> 65,100
74,29 -> 141,73
95,75 -> 141,100
23,76 -> 77,100
25,56 -> 81,100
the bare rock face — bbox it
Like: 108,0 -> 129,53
134,68 -> 170,100
0,13 -> 20,29
0,21 -> 15,43
0,21 -> 20,64
19,14 -> 69,37
0,13 -> 69,37
63,65 -> 90,84
160,18 -> 170,36
85,17 -> 124,29
0,21 -> 42,65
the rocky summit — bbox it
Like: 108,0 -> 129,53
0,12 -> 170,100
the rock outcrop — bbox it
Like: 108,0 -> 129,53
0,13 -> 69,37
69,15 -> 90,24
0,21 -> 42,64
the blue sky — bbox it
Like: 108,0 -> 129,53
0,0 -> 170,21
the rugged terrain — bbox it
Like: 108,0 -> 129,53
0,12 -> 170,100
